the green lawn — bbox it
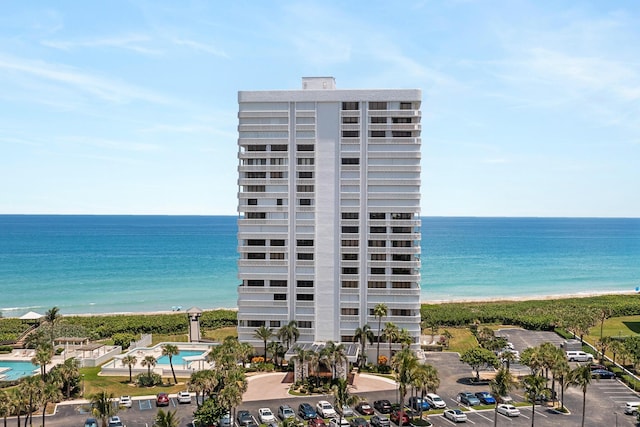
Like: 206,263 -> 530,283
587,315 -> 640,341
80,366 -> 187,397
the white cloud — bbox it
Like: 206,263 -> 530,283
41,33 -> 163,55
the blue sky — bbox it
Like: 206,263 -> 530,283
1,1 -> 638,217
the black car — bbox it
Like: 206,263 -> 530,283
298,403 -> 317,420
237,410 -> 253,426
374,400 -> 392,414
349,418 -> 369,427
591,369 -> 615,379
370,415 -> 391,427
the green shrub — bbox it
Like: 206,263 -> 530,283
112,333 -> 136,349
136,372 -> 163,387
0,345 -> 13,353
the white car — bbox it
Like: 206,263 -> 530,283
443,409 -> 467,423
107,416 -> 124,427
177,391 -> 191,404
119,396 -> 132,408
259,408 -> 277,424
425,393 -> 446,409
316,401 -> 337,418
328,418 -> 350,427
497,404 -> 520,417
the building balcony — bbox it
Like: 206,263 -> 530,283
238,259 -> 288,268
238,111 -> 289,118
369,109 -> 421,117
238,124 -> 289,132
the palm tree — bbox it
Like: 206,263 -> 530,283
267,341 -> 284,368
382,322 -> 400,360
141,355 -> 157,382
162,344 -> 180,384
40,377 -> 63,427
373,303 -> 388,366
188,370 -> 207,408
277,321 -> 300,350
551,357 -> 570,411
397,328 -> 413,350
522,374 -> 547,427
489,367 -> 517,427
253,325 -> 273,361
20,375 -> 42,427
410,363 -> 440,419
32,342 -> 54,378
90,390 -> 117,427
121,355 -> 137,383
0,390 -> 11,427
57,357 -> 80,398
44,306 -> 61,344
293,346 -> 311,382
322,341 -> 348,379
154,409 -> 180,427
332,378 -> 360,426
567,364 -> 592,427
391,348 -> 418,412
12,388 -> 26,427
354,324 -> 374,368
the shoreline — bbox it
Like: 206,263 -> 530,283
3,290 -> 637,319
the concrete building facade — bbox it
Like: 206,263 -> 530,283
236,77 -> 422,357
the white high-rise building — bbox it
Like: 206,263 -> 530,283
237,77 -> 422,358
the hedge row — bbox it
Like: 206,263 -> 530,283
0,318 -> 32,343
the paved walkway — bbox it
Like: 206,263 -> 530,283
243,372 -> 397,401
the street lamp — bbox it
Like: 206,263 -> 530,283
81,374 -> 85,396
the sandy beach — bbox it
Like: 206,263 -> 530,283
424,289 -> 638,305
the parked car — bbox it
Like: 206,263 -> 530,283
370,415 -> 390,427
474,391 -> 496,405
624,401 -> 640,415
259,408 -> 277,424
279,405 -> 296,421
497,395 -> 513,404
237,410 -> 254,426
374,400 -> 392,414
355,402 -> 375,416
84,418 -> 98,427
309,416 -> 327,427
456,392 -> 481,406
156,393 -> 169,407
349,417 -> 369,427
590,364 -> 607,371
107,417 -> 124,427
336,404 -> 354,417
591,369 -> 616,379
219,412 -> 232,427
119,396 -> 132,408
390,410 -> 410,426
328,418 -> 351,427
566,351 -> 594,362
177,391 -> 191,404
407,396 -> 430,411
443,409 -> 467,423
497,404 -> 520,417
425,393 -> 446,409
299,403 -> 318,420
317,401 -> 337,418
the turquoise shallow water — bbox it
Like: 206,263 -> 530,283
0,360 -> 38,380
1,215 -> 638,317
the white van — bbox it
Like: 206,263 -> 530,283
566,351 -> 594,362
624,401 -> 640,415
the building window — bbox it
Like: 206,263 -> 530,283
247,252 -> 266,260
247,145 -> 267,151
247,320 -> 265,327
342,253 -> 358,260
392,131 -> 412,137
370,117 -> 387,124
271,280 -> 287,287
247,198 -> 257,206
298,321 -> 312,328
392,117 -> 412,124
270,239 -> 285,246
341,308 -> 358,315
297,294 -> 314,301
245,185 -> 265,192
368,240 -> 386,247
245,158 -> 266,165
247,239 -> 265,246
341,158 -> 360,165
247,280 -> 264,287
371,267 -> 385,275
341,335 -> 355,342
368,281 -> 386,288
271,144 -> 288,151
392,227 -> 411,233
342,226 -> 359,233
370,213 -> 385,219
400,102 -> 412,110
297,280 -> 314,287
392,240 -> 412,248
297,158 -> 315,165
341,239 -> 359,247
369,102 -> 387,110
297,185 -> 314,192
392,268 -> 411,275
274,294 -> 287,301
270,253 -> 285,260
392,282 -> 411,289
391,309 -> 413,316
371,254 -> 386,261
370,226 -> 386,233
270,171 -> 283,178
297,240 -> 314,246
341,212 -> 359,219
342,102 -> 359,110
342,117 -> 359,124
297,144 -> 314,151
299,199 -> 312,206
246,172 -> 266,179
277,198 -> 283,206
270,321 -> 281,327
370,131 -> 386,137
341,281 -> 358,288
297,253 -> 313,260
392,213 -> 412,220
298,171 -> 313,178
342,267 -> 358,274
393,254 -> 411,262
245,212 -> 266,219
271,158 -> 286,165
342,130 -> 359,137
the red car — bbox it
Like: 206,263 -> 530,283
309,417 -> 327,427
156,392 -> 169,407
390,411 -> 410,426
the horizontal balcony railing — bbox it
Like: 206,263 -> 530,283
238,260 -> 288,267
238,111 -> 289,118
238,124 -> 289,132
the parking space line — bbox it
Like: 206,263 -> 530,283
473,411 -> 493,422
138,399 -> 153,410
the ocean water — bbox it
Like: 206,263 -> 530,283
0,215 -> 638,317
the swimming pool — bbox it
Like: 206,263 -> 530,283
157,350 -> 206,365
0,360 -> 38,381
